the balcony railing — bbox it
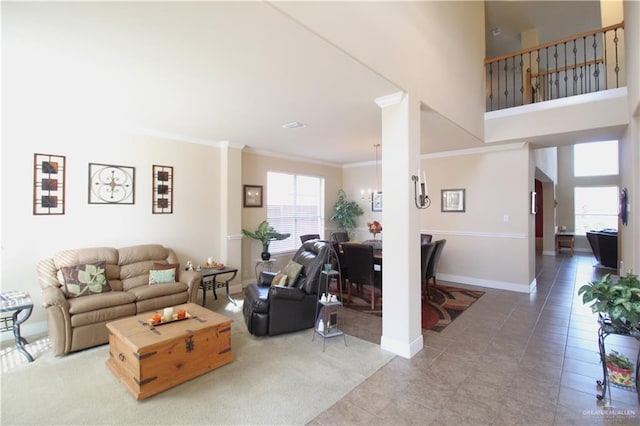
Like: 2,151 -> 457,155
485,22 -> 625,112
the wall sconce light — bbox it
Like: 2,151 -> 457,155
411,172 -> 430,209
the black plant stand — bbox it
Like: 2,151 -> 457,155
596,314 -> 640,404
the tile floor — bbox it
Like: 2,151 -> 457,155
309,253 -> 640,425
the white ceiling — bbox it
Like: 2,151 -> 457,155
6,1 -> 615,165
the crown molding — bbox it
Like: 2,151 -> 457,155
242,147 -> 342,168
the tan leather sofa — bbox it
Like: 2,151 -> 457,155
38,244 -> 201,356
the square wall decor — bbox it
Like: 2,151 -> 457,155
152,165 -> 173,214
33,153 -> 65,215
88,163 -> 135,204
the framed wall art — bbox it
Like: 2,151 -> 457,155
441,188 -> 465,212
33,153 -> 66,215
371,192 -> 383,212
152,165 -> 173,214
243,185 -> 263,208
88,163 -> 135,204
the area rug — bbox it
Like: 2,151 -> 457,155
0,301 -> 394,425
422,285 -> 484,332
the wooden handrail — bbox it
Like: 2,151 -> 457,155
484,21 -> 624,65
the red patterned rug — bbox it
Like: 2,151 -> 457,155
422,285 -> 484,332
343,284 -> 483,333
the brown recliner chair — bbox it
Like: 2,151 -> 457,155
243,240 -> 330,336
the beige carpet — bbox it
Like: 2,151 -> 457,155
0,301 -> 394,425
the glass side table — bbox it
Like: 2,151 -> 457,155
0,291 -> 35,362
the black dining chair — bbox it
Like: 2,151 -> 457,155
420,233 -> 433,244
300,234 -> 320,243
425,239 -> 446,299
420,242 -> 436,300
330,231 -> 350,244
342,243 -> 382,309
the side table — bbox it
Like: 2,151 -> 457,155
199,267 -> 239,306
255,259 -> 277,281
0,291 -> 35,362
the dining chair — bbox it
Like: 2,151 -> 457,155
330,231 -> 350,244
420,241 -> 437,300
341,243 -> 382,309
300,234 -> 320,243
420,233 -> 433,244
425,239 -> 446,299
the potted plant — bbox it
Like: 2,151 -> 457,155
329,189 -> 363,238
578,272 -> 640,332
605,350 -> 634,387
242,220 -> 290,260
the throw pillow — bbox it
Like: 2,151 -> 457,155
272,272 -> 289,287
282,260 -> 303,286
60,261 -> 111,298
149,268 -> 176,285
153,262 -> 180,281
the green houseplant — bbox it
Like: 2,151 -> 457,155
329,189 -> 363,238
578,272 -> 640,330
242,220 -> 290,261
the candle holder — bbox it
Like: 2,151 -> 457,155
412,175 -> 431,209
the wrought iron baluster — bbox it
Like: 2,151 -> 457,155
563,42 -> 568,98
572,39 -> 578,96
593,33 -> 600,91
535,49 -> 541,102
488,62 -> 494,111
553,44 -> 560,99
546,47 -> 549,99
503,59 -> 508,107
583,36 -> 588,93
614,28 -> 620,88
519,55 -> 524,105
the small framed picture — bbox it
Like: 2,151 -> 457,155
441,189 -> 465,212
371,192 -> 382,212
243,185 -> 263,208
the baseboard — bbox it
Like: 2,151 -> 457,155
437,273 -> 534,293
380,333 -> 423,359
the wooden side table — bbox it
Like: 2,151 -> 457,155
0,291 -> 34,362
556,232 -> 575,254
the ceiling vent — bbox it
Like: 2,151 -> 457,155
281,121 -> 306,129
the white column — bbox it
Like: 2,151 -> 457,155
375,91 -> 423,358
220,142 -> 244,293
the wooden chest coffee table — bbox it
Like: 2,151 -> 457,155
106,303 -> 233,400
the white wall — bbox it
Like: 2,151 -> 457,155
272,1 -> 486,142
1,129 -> 228,331
240,151 -> 343,283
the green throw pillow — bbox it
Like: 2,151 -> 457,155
282,261 -> 303,286
60,261 -> 111,298
149,268 -> 176,285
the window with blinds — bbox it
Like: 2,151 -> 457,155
267,171 -> 325,253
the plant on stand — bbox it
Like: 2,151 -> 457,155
329,189 -> 364,239
604,350 -> 634,387
242,220 -> 290,261
578,272 -> 640,333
